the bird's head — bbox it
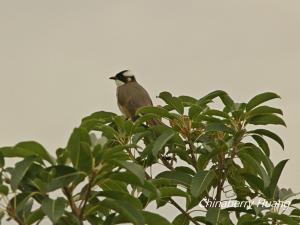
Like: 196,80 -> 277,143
109,70 -> 136,86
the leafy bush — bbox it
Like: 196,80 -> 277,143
0,90 -> 299,225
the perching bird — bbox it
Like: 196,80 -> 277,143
109,70 -> 160,125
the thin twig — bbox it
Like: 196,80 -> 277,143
169,198 -> 201,225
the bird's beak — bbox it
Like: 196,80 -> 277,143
109,76 -> 116,80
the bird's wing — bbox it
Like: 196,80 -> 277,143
117,82 -> 153,119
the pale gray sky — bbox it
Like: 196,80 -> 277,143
0,0 -> 299,224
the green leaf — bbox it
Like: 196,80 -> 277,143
67,128 -> 93,172
241,173 -> 265,193
41,197 -> 66,223
0,185 -> 9,195
159,92 -> 184,114
199,90 -> 235,111
0,142 -> 55,165
100,179 -> 128,193
248,129 -> 284,149
25,208 -> 45,225
156,171 -> 192,187
247,105 -> 283,118
267,159 -> 288,200
204,109 -> 230,119
137,106 -> 177,119
15,141 -> 55,164
101,199 -> 144,225
238,152 -> 270,188
191,170 -> 216,198
10,192 -> 35,214
251,135 -> 270,156
11,156 -> 36,191
113,161 -> 145,185
173,214 -> 189,225
205,123 -> 235,134
81,111 -> 116,126
237,214 -> 255,225
93,191 -> 143,209
47,170 -> 85,192
152,129 -> 175,157
178,95 -> 198,105
241,144 -> 274,176
158,187 -> 189,200
0,152 -> 4,168
265,212 -> 299,225
143,211 -> 172,225
246,92 -> 281,111
247,114 -> 286,126
206,208 -> 231,225
291,209 -> 300,216
0,146 -> 30,158
95,125 -> 119,139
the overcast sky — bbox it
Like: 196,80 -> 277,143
0,1 -> 299,224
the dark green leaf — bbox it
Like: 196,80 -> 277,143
14,141 -> 55,165
101,199 -> 144,225
178,95 -> 198,105
238,152 -> 270,188
251,135 -> 270,157
156,171 -> 192,187
248,129 -> 284,149
113,161 -> 145,185
191,170 -> 216,198
173,214 -> 189,225
41,198 -> 66,223
67,128 -> 93,172
0,152 -> 4,168
246,92 -> 280,111
137,106 -> 177,119
158,187 -> 189,199
152,129 -> 175,157
265,212 -> 298,225
267,159 -> 288,200
0,185 -> 9,195
47,171 -> 85,192
0,142 -> 55,165
93,191 -> 142,209
159,92 -> 184,114
241,173 -> 265,193
206,208 -> 231,225
247,114 -> 286,126
247,106 -> 283,118
11,156 -> 36,191
25,208 -> 45,225
205,123 -> 235,134
143,211 -> 172,225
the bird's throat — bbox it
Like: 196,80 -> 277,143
115,80 -> 125,87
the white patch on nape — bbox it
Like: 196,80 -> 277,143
123,70 -> 134,77
115,79 -> 125,87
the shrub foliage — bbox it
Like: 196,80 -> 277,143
0,90 -> 299,225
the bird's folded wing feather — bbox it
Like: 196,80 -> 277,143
117,82 -> 153,118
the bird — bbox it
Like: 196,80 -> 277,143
109,70 -> 160,125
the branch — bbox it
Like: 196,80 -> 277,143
79,174 -> 95,220
187,140 -> 198,171
63,187 -> 81,218
169,198 -> 201,225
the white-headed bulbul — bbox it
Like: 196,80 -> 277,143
109,70 -> 160,125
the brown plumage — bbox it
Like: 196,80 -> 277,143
110,70 -> 161,125
117,81 -> 153,120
